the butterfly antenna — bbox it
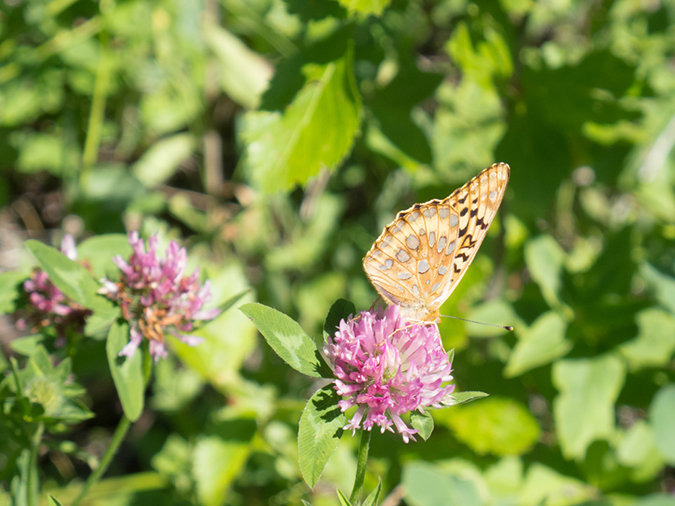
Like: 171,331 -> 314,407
440,314 -> 513,332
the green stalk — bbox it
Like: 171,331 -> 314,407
349,429 -> 371,504
27,422 -> 44,506
70,413 -> 131,506
81,30 -> 110,188
72,353 -> 152,506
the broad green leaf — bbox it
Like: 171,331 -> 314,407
9,335 -> 44,356
241,47 -> 361,193
467,299 -> 524,338
619,309 -> 675,370
505,311 -> 571,377
484,456 -> 523,497
132,133 -> 195,188
524,235 -> 566,308
552,354 -> 625,459
0,270 -> 27,315
172,262 -> 257,392
106,321 -> 145,421
298,385 -> 345,488
402,462 -> 482,506
25,240 -> 117,327
206,24 -> 272,109
651,384 -> 675,465
336,0 -> 390,16
445,22 -> 513,89
437,397 -> 540,456
640,263 -> 675,315
193,419 -> 256,506
323,298 -> 356,340
410,411 -> 434,441
617,420 -> 664,482
451,391 -> 489,405
520,463 -> 597,506
77,233 -> 131,279
26,239 -> 100,308
240,302 -> 327,378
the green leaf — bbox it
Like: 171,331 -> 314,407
132,133 -> 195,188
298,385 -> 346,488
106,321 -> 145,422
193,420 -> 256,506
48,495 -> 64,506
240,302 -> 327,378
640,263 -> 675,315
240,45 -> 361,193
336,489 -> 352,506
9,335 -> 44,356
437,397 -> 540,456
77,233 -> 131,279
651,384 -> 675,465
26,239 -> 99,308
25,240 -> 117,325
362,478 -> 382,506
617,420 -> 664,481
410,411 -> 434,441
336,0 -> 390,16
520,463 -> 597,506
205,24 -> 272,109
450,391 -> 489,405
402,462 -> 482,506
524,235 -> 566,308
552,354 -> 625,459
619,308 -> 675,370
323,298 -> 356,340
0,270 -> 27,315
505,311 -> 571,377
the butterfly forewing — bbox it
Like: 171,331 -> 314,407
363,162 -> 510,322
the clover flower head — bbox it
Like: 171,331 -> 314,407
99,232 -> 220,361
17,235 -> 90,339
323,305 -> 455,443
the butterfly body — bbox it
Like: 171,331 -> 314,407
363,163 -> 510,323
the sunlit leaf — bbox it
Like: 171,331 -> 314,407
651,384 -> 675,465
298,385 -> 345,488
132,133 -> 195,188
553,354 -> 625,460
520,463 -> 597,506
240,302 -> 328,378
240,45 -> 361,193
505,311 -> 571,377
106,321 -> 145,421
437,397 -> 540,456
619,309 -> 675,370
206,24 -> 272,109
403,462 -> 482,506
336,0 -> 390,16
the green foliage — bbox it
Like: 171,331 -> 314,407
298,386 -> 346,488
2,0 -> 675,503
106,321 -> 145,422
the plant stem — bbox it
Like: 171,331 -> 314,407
81,30 -> 110,188
350,429 -> 371,504
27,422 -> 44,506
71,414 -> 131,506
72,353 -> 152,505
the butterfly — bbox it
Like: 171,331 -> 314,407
363,163 -> 510,323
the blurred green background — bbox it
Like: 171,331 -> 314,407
1,0 -> 675,504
